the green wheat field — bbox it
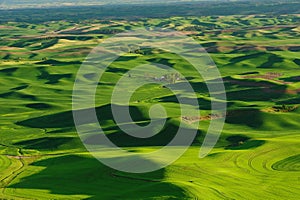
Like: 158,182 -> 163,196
0,1 -> 299,199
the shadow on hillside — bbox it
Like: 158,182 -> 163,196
157,94 -> 233,110
36,59 -> 81,66
0,91 -> 37,101
37,67 -> 72,84
17,104 -> 147,129
9,155 -> 188,199
277,97 -> 300,105
280,75 -> 300,83
228,52 -> 284,68
14,137 -> 83,151
258,54 -> 283,68
293,58 -> 300,65
0,67 -> 18,75
225,135 -> 265,150
84,120 -> 201,147
229,52 -> 265,63
17,102 -> 203,147
25,103 -> 52,110
224,77 -> 288,102
225,109 -> 263,128
11,85 -> 29,91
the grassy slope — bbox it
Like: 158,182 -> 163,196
0,15 -> 299,199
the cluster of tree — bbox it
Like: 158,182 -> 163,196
272,104 -> 298,112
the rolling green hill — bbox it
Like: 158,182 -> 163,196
0,12 -> 299,200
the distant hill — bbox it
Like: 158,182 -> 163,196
0,0 -> 223,9
0,0 -> 299,23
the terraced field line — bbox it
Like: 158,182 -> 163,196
188,181 -> 234,200
0,156 -> 25,197
110,173 -> 162,182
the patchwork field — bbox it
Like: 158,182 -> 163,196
0,14 -> 300,199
